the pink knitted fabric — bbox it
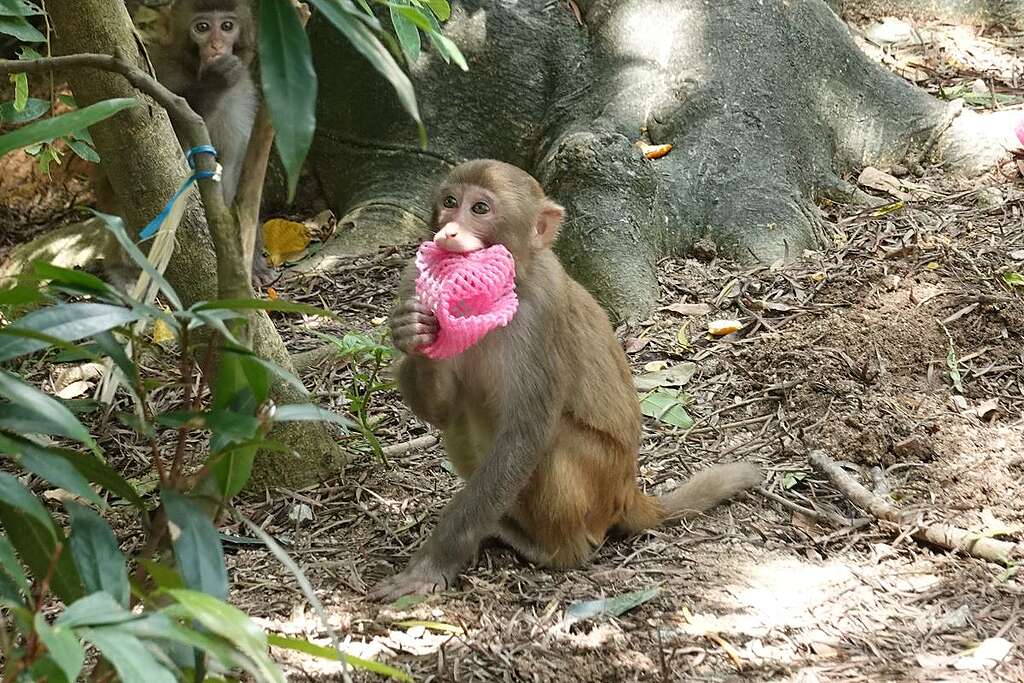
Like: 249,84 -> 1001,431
1016,116 -> 1024,146
414,242 -> 518,359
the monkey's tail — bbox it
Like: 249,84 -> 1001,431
617,462 -> 762,534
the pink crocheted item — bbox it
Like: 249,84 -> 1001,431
1016,116 -> 1024,146
414,242 -> 518,359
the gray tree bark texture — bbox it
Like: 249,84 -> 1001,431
46,0 -> 346,489
310,0 -> 1019,322
840,0 -> 1024,29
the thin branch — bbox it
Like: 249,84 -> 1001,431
809,449 -> 1021,566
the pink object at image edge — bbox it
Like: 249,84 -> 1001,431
1016,117 -> 1024,146
414,242 -> 519,359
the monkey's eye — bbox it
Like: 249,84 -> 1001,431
442,195 -> 457,209
221,20 -> 235,31
194,21 -> 210,32
471,201 -> 490,215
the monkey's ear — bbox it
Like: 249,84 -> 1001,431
534,200 -> 564,248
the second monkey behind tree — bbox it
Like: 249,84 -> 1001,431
375,159 -> 762,601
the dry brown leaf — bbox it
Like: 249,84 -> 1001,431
624,337 -> 650,354
662,302 -> 711,316
263,218 -> 312,266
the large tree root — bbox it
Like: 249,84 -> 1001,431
809,450 -> 1021,565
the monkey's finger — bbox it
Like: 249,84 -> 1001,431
390,309 -> 438,330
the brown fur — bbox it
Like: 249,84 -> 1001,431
375,160 -> 761,600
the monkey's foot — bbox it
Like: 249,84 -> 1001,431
366,563 -> 454,602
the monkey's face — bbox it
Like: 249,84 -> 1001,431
190,11 -> 241,67
431,184 -> 500,254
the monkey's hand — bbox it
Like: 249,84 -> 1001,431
389,298 -> 438,354
367,554 -> 457,602
199,54 -> 247,90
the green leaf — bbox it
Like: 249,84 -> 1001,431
141,560 -> 184,590
162,490 -> 228,600
1002,271 -> 1024,288
66,138 -> 100,163
424,0 -> 450,21
157,410 -> 261,443
0,535 -> 30,599
194,297 -> 334,317
428,31 -> 467,70
0,15 -> 44,41
0,283 -> 45,306
13,71 -> 27,109
33,261 -> 121,301
638,389 -> 694,429
165,589 -> 284,683
310,0 -> 424,143
390,3 -> 422,63
0,432 -> 106,508
563,588 -> 660,622
0,473 -> 83,603
273,403 -> 356,430
79,626 -> 177,683
208,442 -> 256,499
0,471 -> 56,532
260,0 -> 316,200
66,502 -> 129,608
57,592 -> 136,628
0,98 -> 136,157
0,0 -> 44,17
92,330 -> 143,405
0,302 -> 141,361
90,210 -> 183,309
34,612 -> 85,683
119,612 -> 248,675
268,633 -> 412,681
633,362 -> 697,392
0,370 -> 100,456
0,97 -> 48,124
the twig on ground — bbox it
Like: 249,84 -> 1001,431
382,435 -> 439,458
753,486 -> 867,529
809,450 -> 1021,565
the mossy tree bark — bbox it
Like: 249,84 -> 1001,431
310,0 -> 1022,322
45,0 -> 345,489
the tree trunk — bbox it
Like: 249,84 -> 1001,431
309,0 -> 1022,322
840,0 -> 1024,29
46,0 -> 346,488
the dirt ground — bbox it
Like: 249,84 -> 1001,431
1,10 -> 1023,683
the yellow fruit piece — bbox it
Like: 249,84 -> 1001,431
640,143 -> 673,159
708,319 -> 742,336
266,287 -> 279,300
262,218 -> 311,267
926,261 -> 941,270
809,271 -> 827,282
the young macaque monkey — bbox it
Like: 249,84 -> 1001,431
375,160 -> 762,600
145,0 -> 273,284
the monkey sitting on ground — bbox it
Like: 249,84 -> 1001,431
374,160 -> 762,600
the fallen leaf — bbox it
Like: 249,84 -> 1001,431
858,166 -> 912,200
1009,250 -> 1024,261
639,390 -> 693,429
1002,271 -> 1024,288
809,271 -> 827,283
624,337 -> 650,354
708,319 -> 742,336
675,326 -> 691,349
562,588 -> 659,624
303,208 -> 337,241
263,218 -> 311,267
55,380 -> 91,400
970,398 -> 1000,421
954,637 -> 1013,671
639,143 -> 672,159
152,316 -> 175,345
371,316 -> 387,326
662,302 -> 711,316
926,261 -> 941,270
643,360 -> 669,372
634,362 -> 697,392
